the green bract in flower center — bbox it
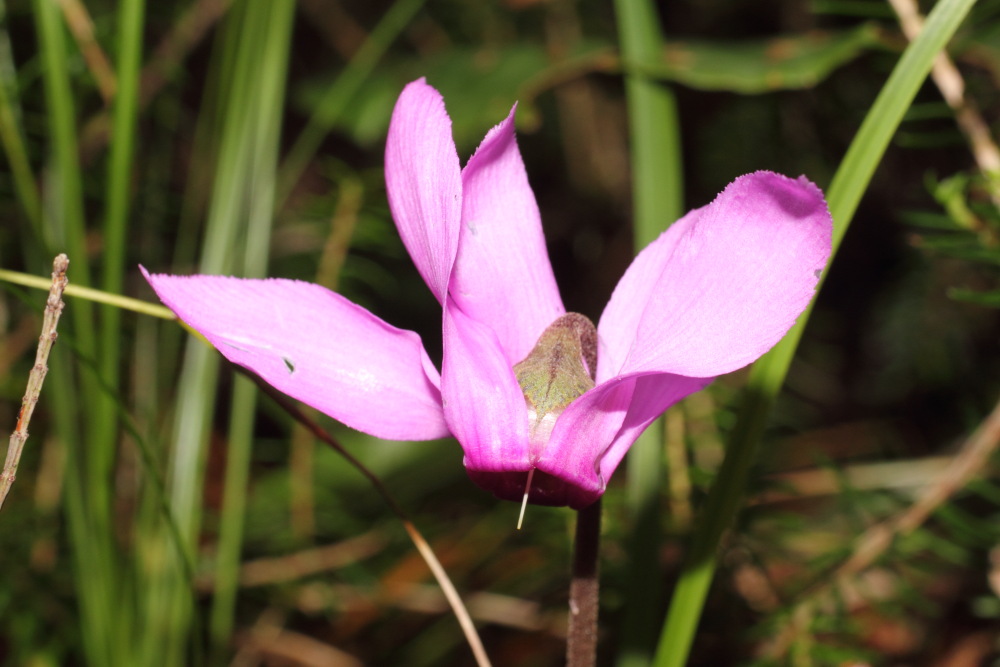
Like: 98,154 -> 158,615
513,313 -> 598,427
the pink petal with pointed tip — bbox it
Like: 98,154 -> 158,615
385,78 -> 462,304
599,171 -> 832,380
450,104 -> 564,364
143,269 -> 449,441
441,298 -> 530,473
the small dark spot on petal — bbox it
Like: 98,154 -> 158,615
283,357 -> 295,373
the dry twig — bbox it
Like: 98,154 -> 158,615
0,255 -> 69,511
288,581 -> 565,635
889,0 -> 1000,210
58,0 -> 117,103
763,392 -> 1000,659
195,532 -> 388,590
239,368 -> 493,667
234,627 -> 364,667
832,393 -> 1000,583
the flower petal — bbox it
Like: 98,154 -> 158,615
441,297 -> 530,474
450,103 -> 564,364
143,270 -> 449,441
385,78 -> 462,304
534,376 -> 635,508
591,374 -> 709,492
598,171 -> 832,380
538,373 -> 709,508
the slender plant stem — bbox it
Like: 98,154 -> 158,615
653,0 -> 979,664
0,255 -> 68,510
32,0 -> 93,287
33,2 -> 120,663
614,0 -> 682,230
100,0 -> 145,363
239,367 -> 493,667
0,267 -> 176,319
209,374 -> 256,658
91,0 -> 145,514
567,499 -> 602,667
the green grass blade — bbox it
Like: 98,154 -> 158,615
615,0 -> 683,231
141,6 -> 253,661
32,0 -> 89,270
97,0 -> 145,448
209,373 -> 258,658
136,3 -> 295,663
209,1 -> 295,658
653,0 -> 980,664
613,0 -> 684,664
33,0 -> 112,518
32,1 -> 124,662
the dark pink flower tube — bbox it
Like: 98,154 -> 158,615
144,78 -> 833,509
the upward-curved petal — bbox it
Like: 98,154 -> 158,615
598,171 -> 832,380
385,78 -> 462,304
450,103 -> 564,364
144,270 -> 450,441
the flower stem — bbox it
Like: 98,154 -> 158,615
567,498 -> 602,667
0,267 -> 175,320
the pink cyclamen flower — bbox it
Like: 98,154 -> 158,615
144,78 -> 832,510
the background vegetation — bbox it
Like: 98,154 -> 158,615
0,0 -> 999,665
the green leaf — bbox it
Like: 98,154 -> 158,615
641,23 -> 881,93
899,210 -> 964,231
930,172 -> 981,230
918,237 -> 1000,265
948,287 -> 1000,307
295,42 -> 612,150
